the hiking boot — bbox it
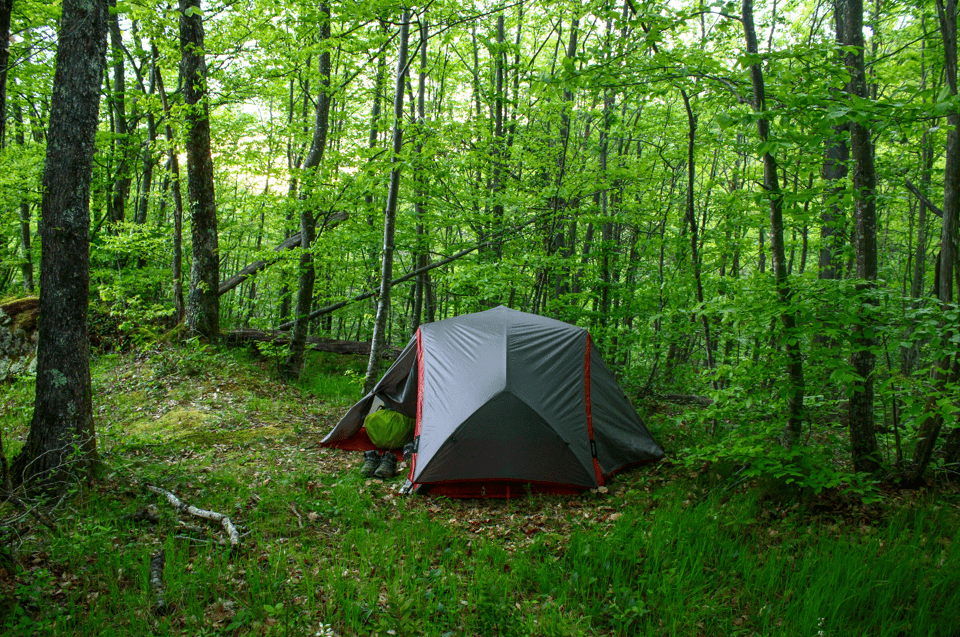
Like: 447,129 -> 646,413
361,450 -> 381,478
403,441 -> 415,463
374,452 -> 397,480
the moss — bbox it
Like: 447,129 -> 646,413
127,408 -> 214,440
126,407 -> 298,448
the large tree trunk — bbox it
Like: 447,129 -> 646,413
282,2 -> 332,378
742,0 -> 806,447
844,0 -> 882,475
11,0 -> 107,490
363,8 -> 410,393
180,0 -> 220,339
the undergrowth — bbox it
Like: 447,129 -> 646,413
0,344 -> 958,636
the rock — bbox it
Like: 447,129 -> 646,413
0,297 -> 39,382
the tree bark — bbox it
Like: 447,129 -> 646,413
282,2 -> 332,378
819,1 -> 848,283
10,0 -> 107,490
363,8 -> 410,393
906,0 -> 960,484
844,0 -> 882,475
107,0 -> 133,226
0,0 -> 11,149
12,97 -> 35,293
153,48 -> 185,322
742,0 -> 806,447
411,18 -> 430,335
180,0 -> 220,339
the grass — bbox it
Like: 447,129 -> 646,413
1,343 -> 958,636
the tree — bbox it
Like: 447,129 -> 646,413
363,8 -> 410,393
282,1 -> 332,378
905,0 -> 960,484
844,0 -> 882,475
180,0 -> 220,339
0,0 -> 11,148
741,0 -> 806,447
10,0 -> 107,489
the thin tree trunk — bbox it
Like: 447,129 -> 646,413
12,97 -> 34,292
11,0 -> 107,489
364,8 -> 410,393
906,0 -> 960,484
411,18 -> 429,335
153,52 -> 185,322
681,91 -> 716,373
107,0 -> 133,226
0,0 -> 11,148
136,48 -> 159,226
742,0 -> 805,447
180,0 -> 220,339
282,2 -> 332,377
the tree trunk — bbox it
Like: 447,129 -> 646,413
12,98 -> 35,293
411,18 -> 430,335
180,0 -> 220,339
11,0 -> 107,490
153,49 -> 185,322
742,0 -> 806,447
364,8 -> 410,393
845,0 -> 882,475
135,48 -> 159,226
282,2 -> 332,378
0,0 -> 11,148
107,0 -> 132,226
681,91 -> 716,374
820,3 -> 848,283
906,0 -> 960,484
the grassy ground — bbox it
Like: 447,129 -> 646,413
1,343 -> 958,636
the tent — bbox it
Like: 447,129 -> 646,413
321,306 -> 664,497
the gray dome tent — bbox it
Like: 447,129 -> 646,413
321,306 -> 664,497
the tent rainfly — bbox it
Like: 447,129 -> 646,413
321,306 -> 664,497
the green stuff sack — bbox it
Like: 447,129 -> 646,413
364,409 -> 415,450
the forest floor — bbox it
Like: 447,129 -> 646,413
0,342 -> 959,636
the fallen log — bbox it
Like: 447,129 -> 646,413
225,329 -> 400,358
217,211 -> 348,297
146,485 -> 240,549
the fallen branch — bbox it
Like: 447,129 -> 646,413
288,502 -> 303,529
146,485 -> 240,548
149,550 -> 168,615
